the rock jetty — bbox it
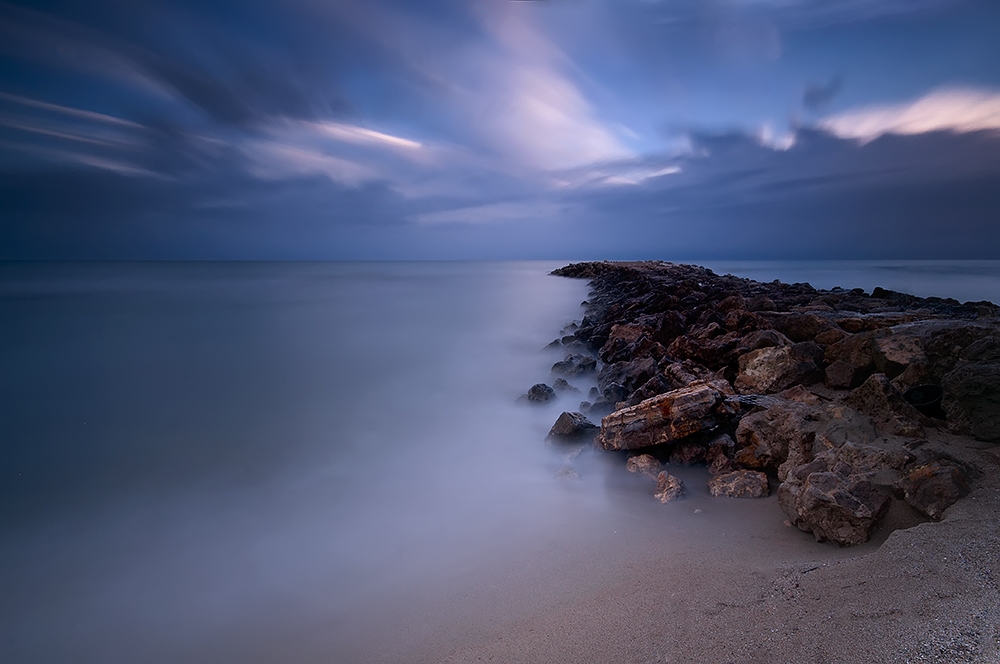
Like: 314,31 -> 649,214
531,261 -> 999,546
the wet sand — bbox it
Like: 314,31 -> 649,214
336,435 -> 999,664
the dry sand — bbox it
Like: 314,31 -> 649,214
340,430 -> 1000,664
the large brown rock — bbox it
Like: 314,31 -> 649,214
708,470 -> 769,498
899,460 -> 971,520
844,373 -> 926,437
824,331 -> 885,389
777,443 -> 905,546
874,333 -> 927,379
940,336 -> 1000,441
735,399 -> 879,480
734,342 -> 824,394
597,379 -> 739,451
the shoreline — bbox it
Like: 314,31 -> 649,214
474,260 -> 1000,662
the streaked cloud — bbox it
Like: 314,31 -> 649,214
819,88 -> 1000,142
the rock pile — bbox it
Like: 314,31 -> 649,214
529,261 -> 999,546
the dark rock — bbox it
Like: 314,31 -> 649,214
525,383 -> 556,403
552,378 -> 580,394
824,331 -> 885,389
597,379 -> 739,451
654,471 -> 685,503
626,454 -> 663,480
742,329 -> 792,350
776,312 -> 838,343
873,333 -> 927,379
597,356 -> 658,396
942,361 -> 1000,442
599,323 -> 654,363
778,471 -> 891,546
669,442 -> 707,466
552,353 -> 597,376
844,373 -> 926,437
899,460 -> 971,520
546,412 -> 599,442
708,470 -> 769,498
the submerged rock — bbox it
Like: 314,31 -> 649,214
552,353 -> 597,376
547,412 -> 599,442
524,383 -> 555,403
626,454 -> 662,480
597,379 -> 739,451
654,471 -> 685,503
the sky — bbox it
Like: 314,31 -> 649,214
1,0 -> 1000,260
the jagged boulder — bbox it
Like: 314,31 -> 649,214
845,373 -> 926,437
941,340 -> 1000,442
899,460 -> 971,520
552,354 -> 597,376
654,471 -> 685,503
597,379 -> 739,451
597,356 -> 658,398
777,443 -> 906,546
626,454 -> 663,480
524,383 -> 555,403
734,342 -> 824,394
824,331 -> 885,389
546,412 -> 599,442
708,470 -> 769,498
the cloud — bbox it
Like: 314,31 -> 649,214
803,76 -> 843,111
819,88 -> 1000,142
411,200 -> 569,226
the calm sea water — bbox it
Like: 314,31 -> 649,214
0,260 -> 996,663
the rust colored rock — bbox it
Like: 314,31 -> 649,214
626,454 -> 663,480
845,373 -> 926,437
596,379 -> 739,451
814,328 -> 849,346
734,343 -> 824,394
778,443 -> 904,546
708,453 -> 736,476
708,470 -> 770,498
778,312 -> 837,343
734,400 -> 821,477
899,460 -> 971,520
546,412 -> 599,442
654,471 -> 685,503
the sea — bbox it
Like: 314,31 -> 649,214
1,260 -> 997,663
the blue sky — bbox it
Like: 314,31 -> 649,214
1,0 -> 1000,259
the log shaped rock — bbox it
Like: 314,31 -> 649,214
596,379 -> 738,451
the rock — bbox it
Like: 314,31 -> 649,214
555,467 -> 581,481
814,328 -> 849,346
941,361 -> 1000,442
625,374 -> 674,407
777,312 -> 837,342
824,331 -> 884,389
597,356 -> 658,396
525,383 -> 556,403
714,294 -> 747,313
597,379 -> 739,451
899,460 -> 971,520
599,323 -> 653,363
734,398 -> 879,480
742,329 -> 792,350
552,354 -> 597,376
654,471 -> 685,503
844,373 -> 926,437
552,378 -> 580,394
626,454 -> 663,479
665,333 -> 743,371
669,443 -> 707,466
547,412 -> 599,442
874,333 -> 927,379
777,443 -> 904,546
778,385 -> 822,405
734,343 -> 824,394
708,470 -> 770,498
